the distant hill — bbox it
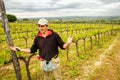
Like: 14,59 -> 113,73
18,16 -> 120,23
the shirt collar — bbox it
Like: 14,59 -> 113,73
38,30 -> 53,37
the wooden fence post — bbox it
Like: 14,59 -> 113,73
0,0 -> 22,80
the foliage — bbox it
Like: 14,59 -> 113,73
7,14 -> 17,22
0,50 -> 11,64
22,18 -> 29,21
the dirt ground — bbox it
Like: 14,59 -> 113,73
93,37 -> 120,80
78,36 -> 120,80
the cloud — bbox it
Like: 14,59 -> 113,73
99,0 -> 120,4
4,0 -> 99,12
105,3 -> 120,16
3,0 -> 120,18
4,0 -> 82,12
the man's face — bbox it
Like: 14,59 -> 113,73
38,24 -> 48,34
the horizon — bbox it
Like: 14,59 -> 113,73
19,16 -> 120,19
17,16 -> 120,19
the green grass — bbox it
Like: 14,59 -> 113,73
0,22 -> 120,80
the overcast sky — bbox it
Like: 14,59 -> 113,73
3,0 -> 120,18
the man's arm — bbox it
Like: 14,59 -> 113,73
9,46 -> 31,53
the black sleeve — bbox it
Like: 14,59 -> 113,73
55,33 -> 65,50
30,37 -> 38,53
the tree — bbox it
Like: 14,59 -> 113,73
101,19 -> 106,23
22,18 -> 29,21
7,14 -> 17,22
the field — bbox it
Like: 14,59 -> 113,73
0,22 -> 120,80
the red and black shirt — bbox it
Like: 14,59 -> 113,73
30,30 -> 65,61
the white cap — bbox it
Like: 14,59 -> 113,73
38,18 -> 48,25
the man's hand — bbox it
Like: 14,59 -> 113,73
67,36 -> 73,44
63,36 -> 73,49
9,46 -> 17,51
9,46 -> 30,53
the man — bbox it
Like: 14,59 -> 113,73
9,18 -> 73,80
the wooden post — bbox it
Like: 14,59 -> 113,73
75,41 -> 79,57
90,37 -> 92,50
111,21 -> 114,35
83,38 -> 86,53
0,0 -> 22,80
98,18 -> 101,44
